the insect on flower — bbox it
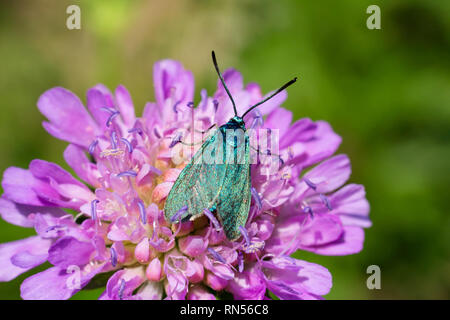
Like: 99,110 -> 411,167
0,51 -> 370,300
164,51 -> 297,240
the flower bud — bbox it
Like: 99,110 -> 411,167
135,237 -> 150,263
179,235 -> 208,257
187,259 -> 204,283
187,284 -> 216,300
205,272 -> 228,291
146,257 -> 163,281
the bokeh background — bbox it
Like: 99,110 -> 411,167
0,0 -> 449,299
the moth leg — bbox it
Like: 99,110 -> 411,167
181,214 -> 192,223
250,145 -> 284,165
249,145 -> 279,157
180,124 -> 218,146
194,123 -> 217,134
179,140 -> 204,146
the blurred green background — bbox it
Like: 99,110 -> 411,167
0,0 -> 449,299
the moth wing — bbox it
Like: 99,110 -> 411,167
164,130 -> 227,222
216,135 -> 252,240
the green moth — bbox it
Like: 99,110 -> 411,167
164,51 -> 297,240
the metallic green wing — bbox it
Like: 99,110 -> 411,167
164,124 -> 252,241
164,130 -> 228,223
215,134 -> 251,240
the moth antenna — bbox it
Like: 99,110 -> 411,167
211,51 -> 238,117
241,77 -> 297,119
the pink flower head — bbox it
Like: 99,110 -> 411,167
0,57 -> 370,300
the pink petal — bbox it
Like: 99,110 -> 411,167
265,215 -> 304,256
86,88 -> 110,130
134,237 -> 150,263
153,60 -> 194,109
0,236 -> 51,281
29,159 -> 85,188
330,184 -> 371,228
302,121 -> 342,168
133,281 -> 163,300
245,82 -> 263,105
152,182 -> 173,203
252,88 -> 287,117
187,259 -> 204,283
280,118 -> 317,149
37,87 -> 99,148
205,272 -> 229,291
63,144 -> 101,187
305,226 -> 365,256
179,235 -> 208,257
227,267 -> 266,300
10,251 -> 47,269
115,85 -> 136,126
0,196 -> 65,228
146,258 -> 163,281
213,69 -> 250,123
299,213 -> 343,247
47,236 -> 95,268
105,267 -> 145,300
1,167 -> 51,207
21,263 -> 105,300
293,260 -> 333,296
215,69 -> 243,99
302,154 -> 351,194
262,256 -> 332,298
187,284 -> 216,300
162,168 -> 181,182
265,107 -> 293,138
29,159 -> 93,209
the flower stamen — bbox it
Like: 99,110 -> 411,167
137,199 -> 147,225
237,251 -> 244,272
91,199 -> 99,221
251,187 -> 262,210
148,166 -> 162,176
303,206 -> 314,218
45,225 -> 66,233
120,138 -> 133,153
169,132 -> 182,148
304,178 -> 317,190
118,279 -> 125,300
110,247 -> 117,267
153,128 -> 162,139
100,107 -> 117,114
239,226 -> 251,247
88,140 -> 98,156
111,131 -> 118,149
171,205 -> 188,223
319,194 -> 332,211
128,127 -> 143,135
100,149 -> 124,157
172,100 -> 181,113
117,170 -> 137,178
250,109 -> 263,129
203,208 -> 221,231
207,247 -> 226,264
106,111 -> 120,127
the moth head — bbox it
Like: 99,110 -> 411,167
230,116 -> 245,129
